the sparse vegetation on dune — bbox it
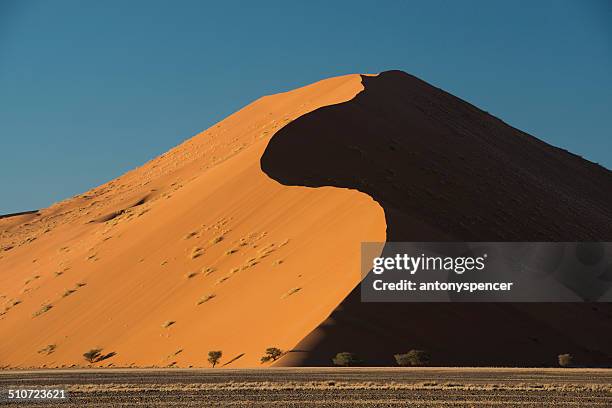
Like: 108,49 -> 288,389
558,353 -> 574,367
83,348 -> 103,363
394,350 -> 431,367
260,347 -> 283,363
38,344 -> 56,355
333,352 -> 363,367
208,350 -> 222,368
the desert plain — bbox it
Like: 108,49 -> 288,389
2,367 -> 612,407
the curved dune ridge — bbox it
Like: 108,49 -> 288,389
2,70 -> 612,369
0,74 -> 386,368
263,71 -> 612,367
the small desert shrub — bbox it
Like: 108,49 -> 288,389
32,304 -> 53,317
332,352 -> 362,367
197,294 -> 216,305
225,248 -> 238,255
260,347 -> 283,363
394,350 -> 430,367
83,348 -> 103,363
38,344 -> 56,355
558,353 -> 574,367
208,350 -> 222,368
162,320 -> 175,328
185,272 -> 198,279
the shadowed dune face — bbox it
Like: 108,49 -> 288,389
262,70 -> 612,242
262,70 -> 612,367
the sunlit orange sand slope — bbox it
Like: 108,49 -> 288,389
0,74 -> 385,368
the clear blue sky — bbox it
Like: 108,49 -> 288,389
1,0 -> 610,214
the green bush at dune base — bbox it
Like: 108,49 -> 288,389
394,350 -> 430,367
332,352 -> 363,367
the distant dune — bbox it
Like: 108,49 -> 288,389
1,71 -> 612,368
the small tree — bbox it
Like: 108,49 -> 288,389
208,350 -> 222,368
558,353 -> 574,368
394,350 -> 430,367
260,347 -> 283,363
332,352 -> 362,367
83,348 -> 103,364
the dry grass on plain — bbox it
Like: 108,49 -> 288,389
1,367 -> 611,407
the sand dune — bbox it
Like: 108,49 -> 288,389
0,74 -> 385,368
2,70 -> 612,369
